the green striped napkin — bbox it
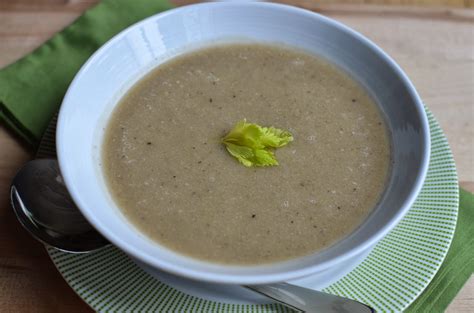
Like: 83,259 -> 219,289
0,0 -> 472,311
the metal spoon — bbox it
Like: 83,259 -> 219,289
10,159 -> 108,253
10,159 -> 375,312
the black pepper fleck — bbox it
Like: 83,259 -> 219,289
353,188 -> 357,191
198,161 -> 202,164
252,214 -> 256,218
232,94 -> 236,98
147,142 -> 152,145
337,206 -> 341,210
209,98 -> 213,103
192,146 -> 196,150
352,99 -> 357,103
172,175 -> 176,178
290,220 -> 294,224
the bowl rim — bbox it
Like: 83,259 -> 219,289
57,1 -> 431,284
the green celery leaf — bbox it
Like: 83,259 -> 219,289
260,126 -> 294,148
222,120 -> 293,167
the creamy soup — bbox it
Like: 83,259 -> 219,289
102,43 -> 391,265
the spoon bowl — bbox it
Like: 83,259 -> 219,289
10,159 -> 109,253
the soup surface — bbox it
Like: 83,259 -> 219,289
103,43 -> 390,264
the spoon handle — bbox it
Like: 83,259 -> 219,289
245,282 -> 375,313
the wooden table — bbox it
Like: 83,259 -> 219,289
0,1 -> 472,312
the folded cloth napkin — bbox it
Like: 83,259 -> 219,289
0,0 -> 472,312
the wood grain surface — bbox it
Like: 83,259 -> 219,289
0,1 -> 473,312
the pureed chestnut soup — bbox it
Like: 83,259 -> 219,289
102,43 -> 391,264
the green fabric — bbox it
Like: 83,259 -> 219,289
0,0 -> 173,146
406,188 -> 474,312
0,1 -> 472,311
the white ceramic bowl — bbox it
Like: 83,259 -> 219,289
57,2 -> 430,285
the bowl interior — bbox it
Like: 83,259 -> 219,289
57,2 -> 429,284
